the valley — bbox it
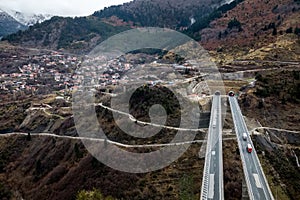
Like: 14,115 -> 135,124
0,0 -> 299,199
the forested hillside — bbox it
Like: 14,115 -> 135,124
2,0 -> 235,53
3,16 -> 130,53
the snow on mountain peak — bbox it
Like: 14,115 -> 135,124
1,8 -> 52,26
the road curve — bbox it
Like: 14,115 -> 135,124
97,103 -> 206,132
0,132 -> 210,148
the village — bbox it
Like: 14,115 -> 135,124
0,50 -> 135,99
0,48 -> 204,102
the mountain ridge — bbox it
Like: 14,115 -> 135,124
2,8 -> 53,26
1,0 -> 230,53
0,9 -> 27,38
0,8 -> 53,38
1,0 -> 300,55
93,0 -> 227,28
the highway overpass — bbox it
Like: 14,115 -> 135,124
229,96 -> 274,200
200,92 -> 224,200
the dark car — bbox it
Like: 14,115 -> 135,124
228,91 -> 235,96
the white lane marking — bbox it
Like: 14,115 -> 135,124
253,173 -> 262,188
208,174 -> 215,199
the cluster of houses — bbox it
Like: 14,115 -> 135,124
0,51 -> 81,95
0,52 -> 137,96
1,50 -> 203,98
73,57 -> 133,89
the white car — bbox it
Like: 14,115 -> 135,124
242,132 -> 247,140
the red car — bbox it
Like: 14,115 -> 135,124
247,143 -> 252,153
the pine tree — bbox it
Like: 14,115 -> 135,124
272,27 -> 277,35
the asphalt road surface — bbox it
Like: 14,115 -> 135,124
229,96 -> 274,200
201,93 -> 224,200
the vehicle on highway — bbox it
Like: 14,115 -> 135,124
242,132 -> 247,140
215,91 -> 221,95
247,143 -> 252,153
228,91 -> 235,96
212,120 -> 216,128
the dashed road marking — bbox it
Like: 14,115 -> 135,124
253,173 -> 262,188
208,174 -> 215,199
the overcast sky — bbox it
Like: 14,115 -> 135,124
0,0 -> 133,16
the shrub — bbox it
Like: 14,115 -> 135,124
76,188 -> 114,200
286,27 -> 293,34
255,88 -> 270,98
0,183 -> 11,200
179,174 -> 195,200
294,27 -> 300,35
228,18 -> 242,29
272,27 -> 277,35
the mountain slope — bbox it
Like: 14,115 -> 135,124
2,0 -> 299,54
199,0 -> 300,51
0,8 -> 51,38
93,0 -> 226,28
3,8 -> 52,26
1,0 -> 228,53
3,16 -> 131,53
0,9 -> 27,38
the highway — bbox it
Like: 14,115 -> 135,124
229,96 -> 274,200
200,93 -> 224,200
